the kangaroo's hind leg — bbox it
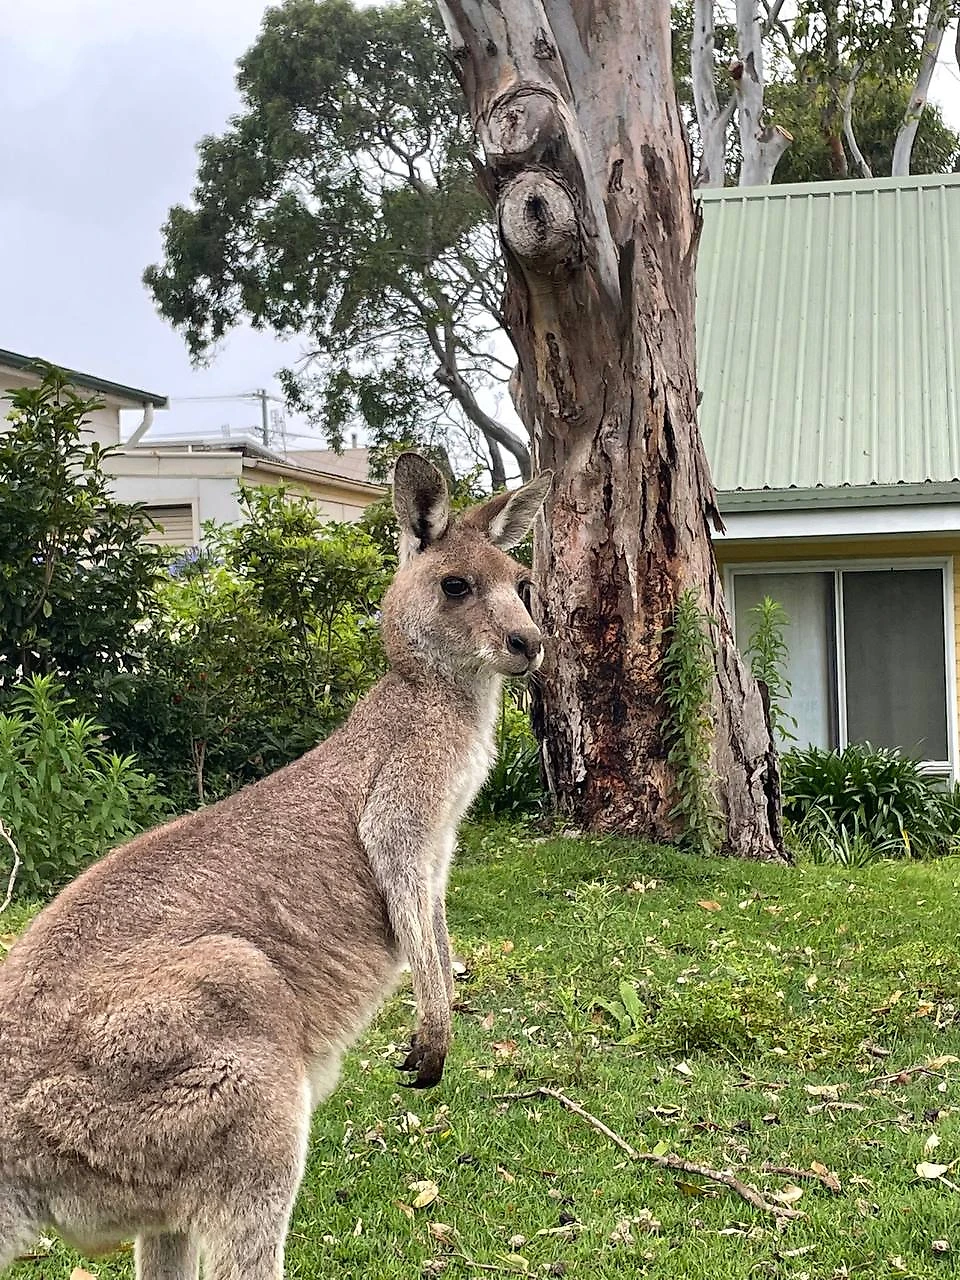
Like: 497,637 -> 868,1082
135,1232 -> 199,1280
0,1186 -> 42,1274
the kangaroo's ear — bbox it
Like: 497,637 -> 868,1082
462,471 -> 553,550
393,452 -> 451,561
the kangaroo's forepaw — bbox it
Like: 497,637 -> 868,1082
397,1032 -> 446,1088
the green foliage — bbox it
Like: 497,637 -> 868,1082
781,742 -> 948,861
471,691 -> 545,819
0,676 -> 165,899
743,596 -> 797,743
769,74 -> 959,184
660,590 -> 723,856
0,367 -> 162,707
104,487 -> 389,809
144,0 -> 521,481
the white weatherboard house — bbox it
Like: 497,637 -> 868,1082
698,174 -> 960,780
0,351 -> 386,546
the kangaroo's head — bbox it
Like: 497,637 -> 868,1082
382,453 -> 552,685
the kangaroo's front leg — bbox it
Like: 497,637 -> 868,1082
361,807 -> 451,1087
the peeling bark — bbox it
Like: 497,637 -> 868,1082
892,0 -> 950,177
437,0 -> 785,860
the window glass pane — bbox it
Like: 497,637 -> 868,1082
733,572 -> 837,750
842,568 -> 948,761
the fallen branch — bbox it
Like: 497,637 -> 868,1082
762,1163 -> 841,1193
496,1087 -> 803,1221
0,818 -> 22,915
868,1063 -> 950,1087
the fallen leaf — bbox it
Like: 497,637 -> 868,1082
535,1224 -> 580,1240
70,1271 -> 97,1280
771,1185 -> 804,1206
395,1201 -> 414,1220
409,1179 -> 440,1209
430,1222 -> 455,1243
481,1012 -> 496,1031
805,973 -> 818,991
811,1161 -> 841,1193
924,1134 -> 942,1156
675,1060 -> 694,1078
507,1234 -> 527,1249
928,1055 -> 960,1070
352,1219 -> 363,1237
497,1165 -> 516,1184
804,1083 -> 843,1100
492,1040 -> 518,1059
781,1246 -> 815,1259
932,1239 -> 951,1256
500,1253 -> 529,1272
916,1162 -> 951,1180
501,940 -> 515,955
697,900 -> 722,912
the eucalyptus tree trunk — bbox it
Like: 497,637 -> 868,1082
732,0 -> 791,184
436,0 -> 784,860
691,0 -> 735,188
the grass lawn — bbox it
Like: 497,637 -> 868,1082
8,825 -> 960,1280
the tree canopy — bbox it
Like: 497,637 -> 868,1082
144,0 -> 528,485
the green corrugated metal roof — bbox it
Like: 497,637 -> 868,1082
696,173 -> 960,494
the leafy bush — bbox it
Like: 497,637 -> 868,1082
471,690 -> 545,818
0,367 -> 162,708
104,487 -> 390,809
0,676 -> 166,899
781,742 -> 947,861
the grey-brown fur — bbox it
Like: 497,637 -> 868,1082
0,454 -> 551,1280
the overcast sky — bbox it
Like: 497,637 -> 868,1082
3,1 -> 960,446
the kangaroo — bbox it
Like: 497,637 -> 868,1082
0,452 -> 551,1280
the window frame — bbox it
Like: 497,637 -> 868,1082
725,556 -> 958,779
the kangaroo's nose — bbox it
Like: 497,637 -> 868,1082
507,630 -> 542,661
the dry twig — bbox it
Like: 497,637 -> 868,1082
761,1163 -> 840,1193
0,818 -> 22,915
496,1087 -> 803,1221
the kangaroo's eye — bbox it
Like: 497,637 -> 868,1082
441,576 -> 471,599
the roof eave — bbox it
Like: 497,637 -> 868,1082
0,349 -> 168,408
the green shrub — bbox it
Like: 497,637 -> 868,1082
0,676 -> 166,899
104,487 -> 390,810
0,367 -> 162,709
781,742 -> 947,860
471,690 -> 545,818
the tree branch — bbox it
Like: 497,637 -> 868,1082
497,1088 -> 803,1222
424,317 -> 532,479
0,818 -> 22,915
842,65 -> 872,179
892,0 -> 951,176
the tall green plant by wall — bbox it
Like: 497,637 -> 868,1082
660,590 -> 723,856
744,596 -> 797,743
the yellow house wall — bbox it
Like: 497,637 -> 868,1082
713,533 -> 960,763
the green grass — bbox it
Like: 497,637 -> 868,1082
9,824 -> 960,1279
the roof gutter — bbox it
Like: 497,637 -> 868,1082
717,481 -> 960,514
